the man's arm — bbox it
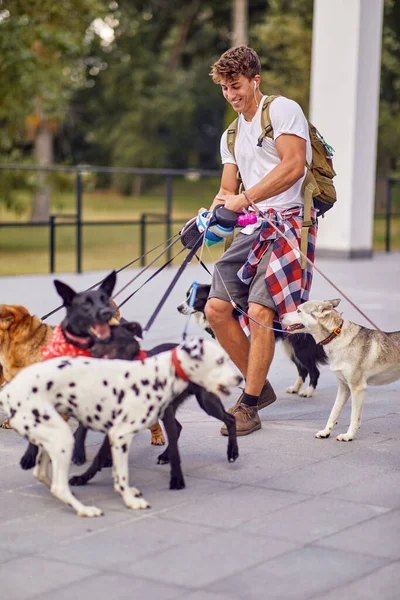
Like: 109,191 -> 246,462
198,163 -> 239,214
217,133 -> 306,212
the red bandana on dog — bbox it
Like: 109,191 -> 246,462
40,325 -> 92,360
41,326 -> 149,362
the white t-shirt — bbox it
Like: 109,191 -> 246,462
220,95 -> 312,213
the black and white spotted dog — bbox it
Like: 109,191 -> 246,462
0,337 -> 241,517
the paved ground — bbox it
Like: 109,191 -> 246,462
0,251 -> 399,600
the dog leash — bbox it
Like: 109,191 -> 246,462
40,233 -> 181,321
182,281 -> 199,340
112,236 -> 182,300
249,203 -> 382,332
143,235 -> 204,335
114,246 -> 187,313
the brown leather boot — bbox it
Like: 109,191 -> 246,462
226,380 -> 277,416
221,402 -> 261,437
257,380 -> 277,410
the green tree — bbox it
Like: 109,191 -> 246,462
252,0 -> 313,113
0,0 -> 105,219
377,0 -> 400,175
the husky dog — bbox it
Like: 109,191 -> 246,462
282,299 -> 400,441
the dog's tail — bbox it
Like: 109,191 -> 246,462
316,345 -> 329,365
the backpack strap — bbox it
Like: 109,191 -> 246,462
257,95 -> 280,147
300,170 -> 316,269
226,117 -> 239,160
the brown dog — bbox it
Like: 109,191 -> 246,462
0,303 -> 165,445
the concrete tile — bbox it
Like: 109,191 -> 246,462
38,516 -> 213,570
253,454 -> 394,495
189,445 -> 317,485
0,490 -> 62,524
0,506 -> 144,553
326,471 -> 400,509
0,464 -> 41,492
330,438 -> 400,468
210,546 -> 385,600
158,485 -> 309,529
239,496 -> 389,544
137,476 -> 238,512
183,592 -> 238,600
125,530 -> 296,588
317,560 -> 400,600
0,556 -> 96,600
319,509 -> 400,559
0,548 -> 21,564
37,572 -> 186,600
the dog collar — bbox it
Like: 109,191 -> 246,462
136,350 -> 148,361
62,328 -> 92,350
318,319 -> 344,346
171,348 -> 190,382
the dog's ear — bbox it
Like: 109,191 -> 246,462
54,280 -> 77,306
180,337 -> 204,361
329,298 -> 341,308
0,305 -> 14,329
124,321 -> 143,339
313,300 -> 336,318
100,271 -> 117,298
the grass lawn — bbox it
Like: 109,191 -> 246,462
0,176 -> 223,275
0,176 -> 399,276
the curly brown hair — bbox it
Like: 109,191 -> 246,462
210,45 -> 261,83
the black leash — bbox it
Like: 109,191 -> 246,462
194,253 -> 213,277
40,233 -> 180,321
143,234 -> 204,334
115,246 -> 187,312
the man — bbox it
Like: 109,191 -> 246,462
202,45 -> 317,436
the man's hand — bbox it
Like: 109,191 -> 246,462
216,193 -> 248,213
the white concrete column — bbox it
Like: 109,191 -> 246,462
309,0 -> 384,258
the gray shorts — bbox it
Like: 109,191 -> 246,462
209,230 -> 275,311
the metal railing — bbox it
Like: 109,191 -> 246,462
0,165 -> 399,274
0,164 -> 220,273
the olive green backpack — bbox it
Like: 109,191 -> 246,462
226,95 -> 336,266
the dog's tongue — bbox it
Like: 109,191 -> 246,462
286,324 -> 305,332
90,323 -> 111,339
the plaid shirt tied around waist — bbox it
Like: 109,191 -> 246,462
237,207 -> 317,326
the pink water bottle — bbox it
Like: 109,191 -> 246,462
237,208 -> 258,227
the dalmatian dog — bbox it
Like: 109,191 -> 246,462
0,337 -> 241,517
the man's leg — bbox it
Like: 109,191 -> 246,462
245,302 -> 275,396
205,297 -> 250,378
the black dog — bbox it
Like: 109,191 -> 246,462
69,321 -> 238,490
20,271 -> 118,470
178,283 -> 328,398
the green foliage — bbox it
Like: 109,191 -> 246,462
252,0 -> 313,112
377,0 -> 400,175
1,0 -> 400,187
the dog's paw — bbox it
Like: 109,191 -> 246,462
20,453 -> 36,470
149,423 -> 166,446
69,474 -> 89,486
286,386 -> 299,394
315,429 -> 331,438
336,433 -> 354,442
151,434 -> 166,446
77,505 -> 103,518
125,492 -> 151,510
299,387 -> 314,398
157,450 -> 170,464
72,452 -> 86,466
170,475 -> 185,490
227,441 -> 239,462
